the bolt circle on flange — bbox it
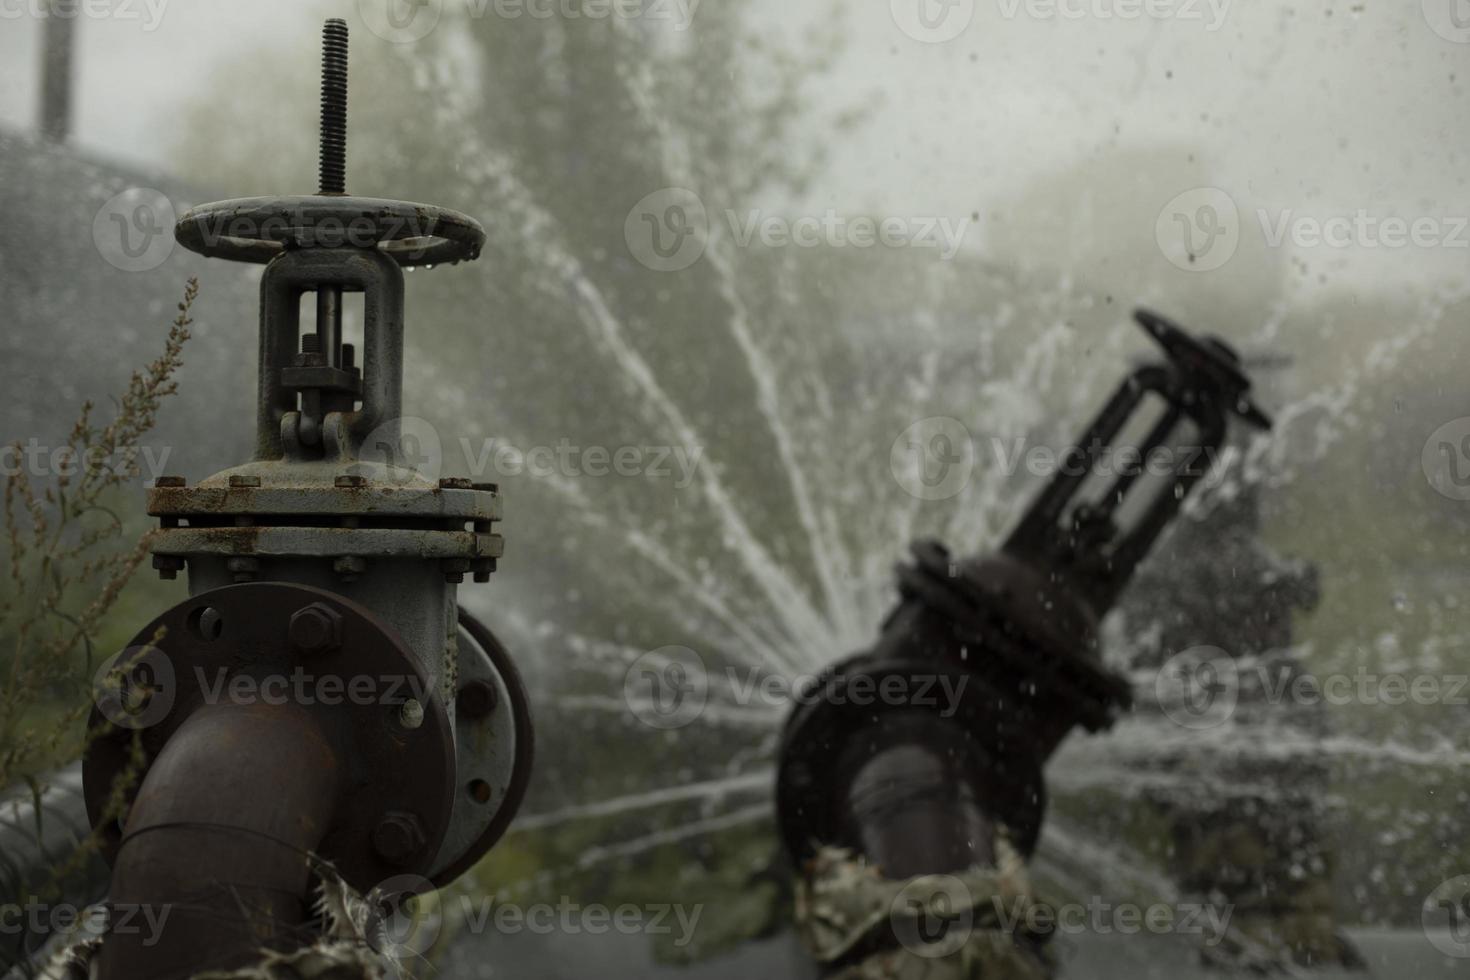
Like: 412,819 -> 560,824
82,582 -> 457,890
424,609 -> 534,888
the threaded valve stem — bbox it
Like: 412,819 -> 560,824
318,18 -> 349,195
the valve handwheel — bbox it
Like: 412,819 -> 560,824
1135,307 -> 1273,429
174,18 -> 484,269
174,195 -> 486,267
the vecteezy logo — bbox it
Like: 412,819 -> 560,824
1155,645 -> 1238,730
352,416 -> 445,485
364,874 -> 443,966
624,188 -> 708,272
357,0 -> 442,43
1423,0 -> 1470,43
92,645 -> 176,730
890,875 -> 974,957
92,188 -> 176,273
890,0 -> 974,42
890,416 -> 975,501
1422,418 -> 1470,500
1423,875 -> 1470,958
623,646 -> 708,730
1155,187 -> 1239,272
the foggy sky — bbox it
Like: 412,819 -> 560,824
1,0 -> 1464,296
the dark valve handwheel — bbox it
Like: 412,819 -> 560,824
1135,307 -> 1272,430
174,195 -> 486,267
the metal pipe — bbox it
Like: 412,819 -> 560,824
0,764 -> 109,974
96,701 -> 342,980
835,713 -> 999,878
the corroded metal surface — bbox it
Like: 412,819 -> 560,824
152,526 -> 501,561
84,582 -> 457,890
428,609 -> 535,887
74,18 -> 521,978
37,863 -> 396,980
149,483 -> 502,520
94,700 -> 346,978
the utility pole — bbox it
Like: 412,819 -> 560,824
38,0 -> 76,142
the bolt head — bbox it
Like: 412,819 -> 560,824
288,602 -> 343,654
398,698 -> 425,730
372,811 -> 426,865
152,554 -> 184,581
456,680 -> 498,720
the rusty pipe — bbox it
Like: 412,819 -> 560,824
96,701 -> 342,980
834,712 -> 1001,878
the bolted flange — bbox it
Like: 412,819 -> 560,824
84,582 -> 457,891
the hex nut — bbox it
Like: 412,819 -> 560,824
152,554 -> 184,581
372,811 -> 426,865
288,602 -> 343,654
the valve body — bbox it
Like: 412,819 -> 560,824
82,20 -> 531,978
777,310 -> 1272,972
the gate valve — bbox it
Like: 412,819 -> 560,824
776,308 -> 1271,884
82,20 -> 532,979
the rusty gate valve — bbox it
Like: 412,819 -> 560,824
1134,307 -> 1272,429
82,23 -> 533,977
